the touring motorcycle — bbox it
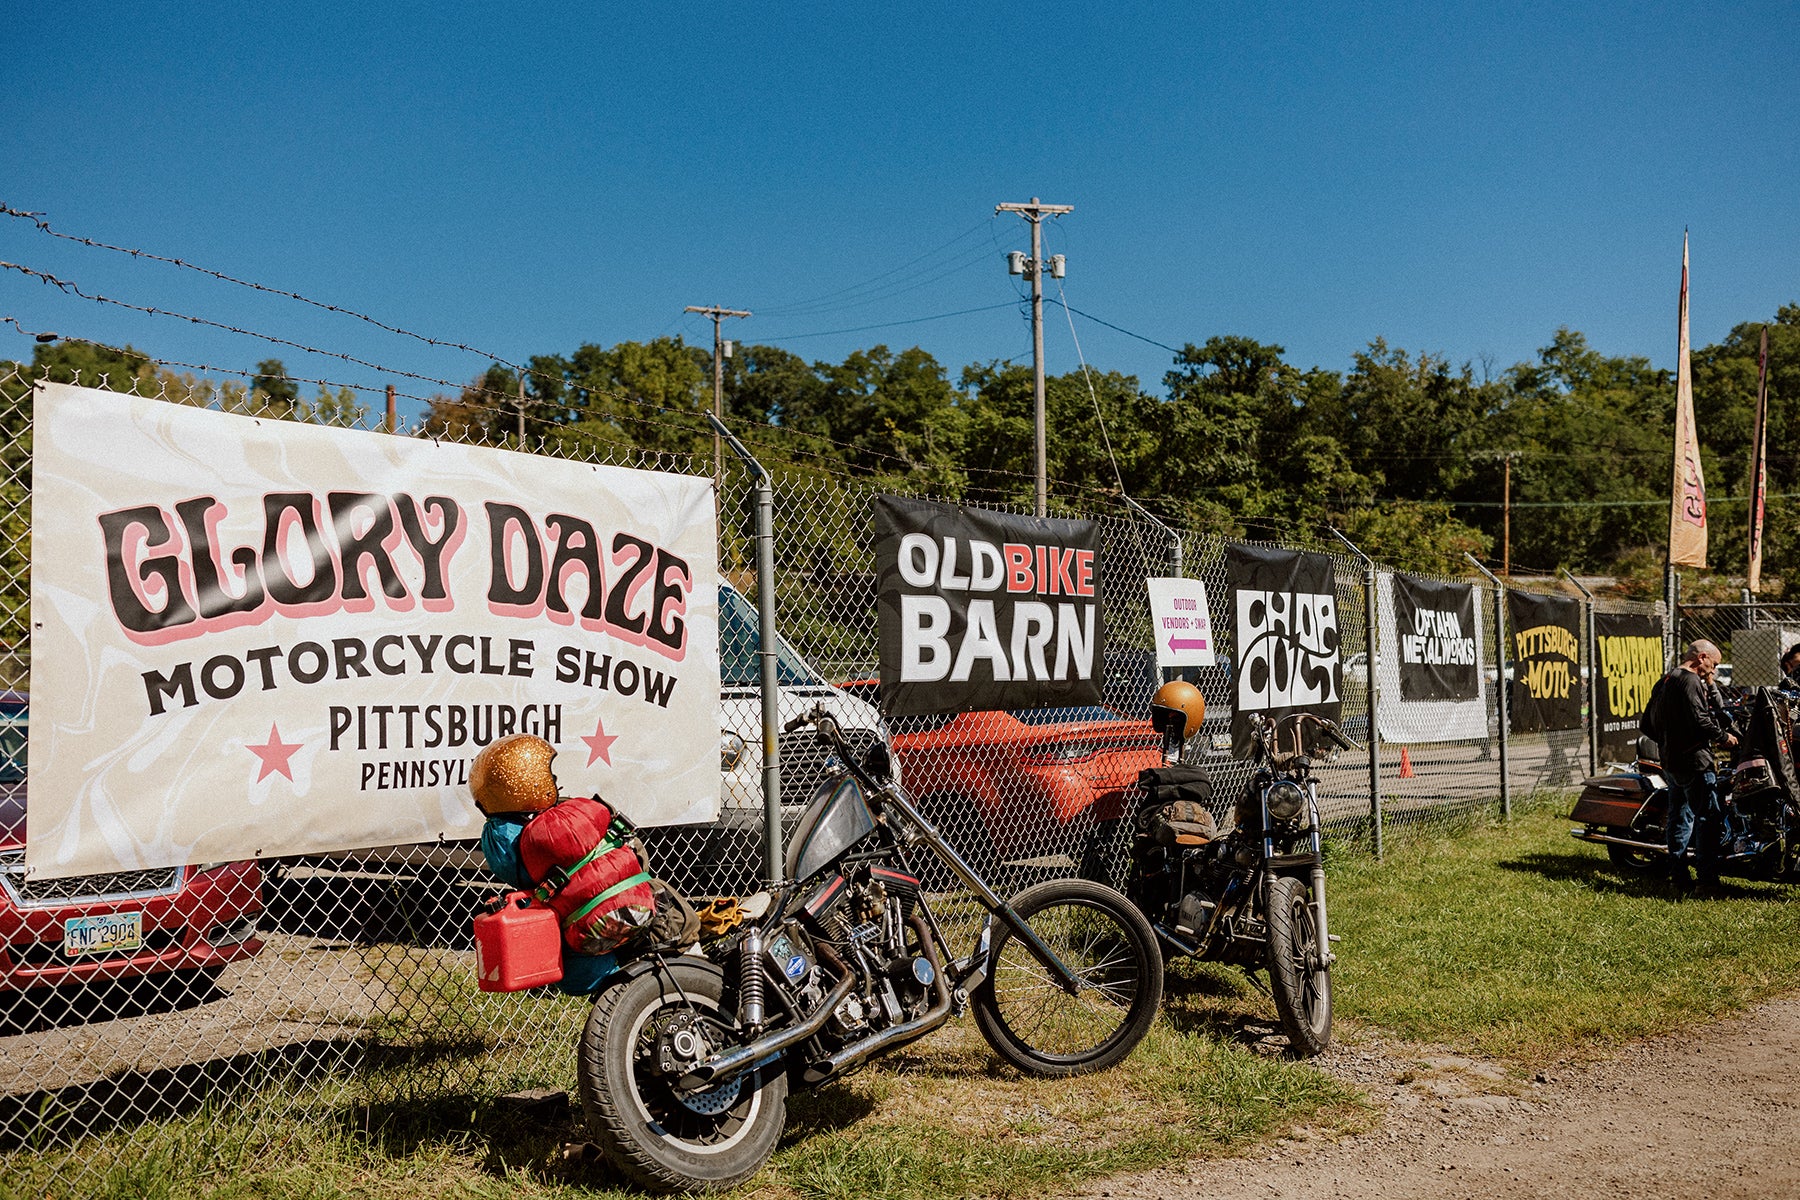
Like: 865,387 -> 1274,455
574,706 -> 1164,1193
1570,684 -> 1800,882
1118,681 -> 1344,1056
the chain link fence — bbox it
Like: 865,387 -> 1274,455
0,364 -> 1669,1194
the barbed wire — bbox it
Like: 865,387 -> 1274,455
1,202 -> 513,366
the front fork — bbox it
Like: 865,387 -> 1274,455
1307,780 -> 1335,968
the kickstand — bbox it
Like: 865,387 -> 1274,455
1241,967 -> 1272,999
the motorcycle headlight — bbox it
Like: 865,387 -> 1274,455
1266,780 -> 1306,823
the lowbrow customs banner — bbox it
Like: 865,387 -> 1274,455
874,496 -> 1104,716
1226,544 -> 1342,755
28,382 -> 720,879
1595,612 -> 1664,762
1505,590 -> 1583,733
1375,573 -> 1487,743
1392,574 -> 1480,702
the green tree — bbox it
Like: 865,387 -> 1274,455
250,358 -> 300,419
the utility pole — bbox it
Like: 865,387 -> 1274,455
686,305 -> 752,496
997,197 -> 1072,518
1481,450 -> 1523,575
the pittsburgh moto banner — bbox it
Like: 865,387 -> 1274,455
1226,544 -> 1342,754
27,382 -> 720,879
1595,611 -> 1664,762
1392,574 -> 1479,702
1375,573 -> 1487,743
874,495 -> 1104,716
1506,590 -> 1582,733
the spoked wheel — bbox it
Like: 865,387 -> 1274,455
1265,875 -> 1332,1057
576,959 -> 787,1194
1604,827 -> 1666,876
971,877 -> 1163,1077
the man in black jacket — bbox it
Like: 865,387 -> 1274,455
1645,640 -> 1737,889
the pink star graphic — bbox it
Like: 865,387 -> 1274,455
247,723 -> 304,782
581,717 -> 619,767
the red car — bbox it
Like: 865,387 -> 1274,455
0,692 -> 264,993
837,681 -> 1163,881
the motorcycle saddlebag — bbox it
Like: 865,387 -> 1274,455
1569,774 -> 1651,828
518,796 -> 659,955
1136,765 -> 1219,847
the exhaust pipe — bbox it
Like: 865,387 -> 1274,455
1572,828 -> 1665,854
678,972 -> 855,1089
803,916 -> 952,1084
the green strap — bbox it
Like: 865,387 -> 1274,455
531,830 -> 626,903
561,870 -> 654,930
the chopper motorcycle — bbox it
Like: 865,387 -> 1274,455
1570,684 -> 1800,882
1119,681 -> 1348,1057
574,706 -> 1164,1193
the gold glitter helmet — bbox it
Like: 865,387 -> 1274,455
470,734 -> 560,816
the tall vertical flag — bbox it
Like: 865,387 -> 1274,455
1668,231 -> 1708,567
1748,326 -> 1771,592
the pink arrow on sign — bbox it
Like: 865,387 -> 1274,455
1168,636 -> 1209,652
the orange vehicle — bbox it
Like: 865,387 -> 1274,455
837,681 -> 1163,880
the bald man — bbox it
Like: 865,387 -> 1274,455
1645,640 -> 1737,891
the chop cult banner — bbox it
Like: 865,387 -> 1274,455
1595,612 -> 1664,761
874,496 -> 1104,716
1375,573 -> 1487,743
1226,545 -> 1342,754
28,382 -> 721,879
1505,590 -> 1583,734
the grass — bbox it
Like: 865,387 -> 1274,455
1327,800 -> 1800,1062
7,798 -> 1799,1197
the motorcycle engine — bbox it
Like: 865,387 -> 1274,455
809,876 -> 937,1045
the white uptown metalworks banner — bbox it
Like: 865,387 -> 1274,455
27,382 -> 720,879
1374,572 -> 1487,744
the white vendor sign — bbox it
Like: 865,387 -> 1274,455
1145,577 -> 1217,668
27,382 -> 720,879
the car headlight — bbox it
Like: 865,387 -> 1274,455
1266,780 -> 1307,822
719,731 -> 747,772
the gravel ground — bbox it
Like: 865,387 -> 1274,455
1072,993 -> 1800,1200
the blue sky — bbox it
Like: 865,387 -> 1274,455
4,2 -> 1795,424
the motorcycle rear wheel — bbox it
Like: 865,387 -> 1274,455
576,960 -> 787,1194
1604,827 -> 1665,875
971,877 -> 1163,1077
1266,875 -> 1332,1056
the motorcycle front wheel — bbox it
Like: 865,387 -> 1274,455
971,877 -> 1164,1077
576,959 -> 787,1194
1266,874 -> 1332,1056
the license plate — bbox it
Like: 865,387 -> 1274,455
64,911 -> 143,956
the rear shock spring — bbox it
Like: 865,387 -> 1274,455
739,928 -> 765,1031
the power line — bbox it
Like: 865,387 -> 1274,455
1050,298 -> 1183,355
755,302 -> 1016,342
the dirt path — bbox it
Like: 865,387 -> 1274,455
1075,993 -> 1800,1200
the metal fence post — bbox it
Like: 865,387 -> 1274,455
708,413 -> 784,886
1465,554 -> 1511,820
1561,570 -> 1598,777
1329,528 -> 1381,857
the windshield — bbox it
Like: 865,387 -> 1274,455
0,711 -> 24,784
719,585 -> 826,688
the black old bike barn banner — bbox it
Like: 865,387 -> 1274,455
874,495 -> 1105,716
1594,611 -> 1663,762
1392,574 -> 1479,702
1505,590 -> 1583,733
1226,544 -> 1342,754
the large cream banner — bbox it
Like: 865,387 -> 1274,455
27,382 -> 720,879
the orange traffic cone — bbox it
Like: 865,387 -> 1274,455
1398,747 -> 1414,779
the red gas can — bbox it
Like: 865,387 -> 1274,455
472,892 -> 565,992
